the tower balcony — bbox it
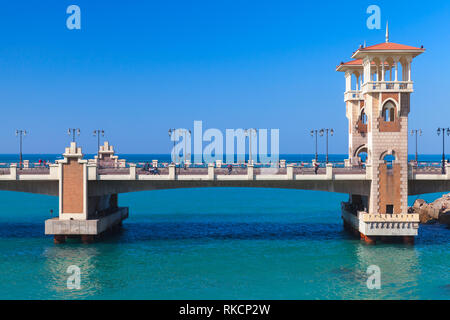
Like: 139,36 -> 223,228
361,81 -> 413,93
344,90 -> 363,101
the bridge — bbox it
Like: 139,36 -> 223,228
0,140 -> 449,244
0,146 -> 448,197
1,34 -> 445,245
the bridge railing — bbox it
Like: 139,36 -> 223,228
409,161 -> 447,175
95,160 -> 370,176
0,159 -> 369,179
0,162 -> 52,175
16,167 -> 51,175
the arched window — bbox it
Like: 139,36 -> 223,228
354,145 -> 369,164
382,101 -> 395,122
383,154 -> 395,164
360,110 -> 368,124
381,152 -> 396,170
359,152 -> 368,162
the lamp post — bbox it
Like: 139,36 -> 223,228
68,128 -> 80,143
310,130 -> 319,162
320,128 -> 334,163
437,128 -> 450,174
410,129 -> 422,162
15,129 -> 27,168
245,128 -> 257,164
168,129 -> 176,164
93,130 -> 105,155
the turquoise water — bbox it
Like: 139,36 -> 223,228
0,188 -> 448,300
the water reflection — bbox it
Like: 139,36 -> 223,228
42,237 -> 136,299
352,243 -> 420,299
42,245 -> 102,299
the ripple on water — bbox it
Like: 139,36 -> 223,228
0,188 -> 448,299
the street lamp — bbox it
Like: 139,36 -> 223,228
15,129 -> 27,168
310,130 -> 319,162
93,130 -> 105,155
245,128 -> 257,164
168,128 -> 176,164
410,129 -> 422,162
437,127 -> 450,174
319,128 -> 334,163
68,128 -> 81,142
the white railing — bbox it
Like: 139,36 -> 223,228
344,91 -> 363,101
362,81 -> 413,93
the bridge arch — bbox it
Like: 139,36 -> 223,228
379,150 -> 397,168
353,144 -> 369,162
379,149 -> 396,161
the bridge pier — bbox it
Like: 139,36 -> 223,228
45,142 -> 128,244
341,196 -> 419,245
336,37 -> 425,244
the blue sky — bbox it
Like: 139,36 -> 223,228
0,1 -> 449,155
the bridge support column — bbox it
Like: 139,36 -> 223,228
360,233 -> 376,245
45,142 -> 128,244
54,235 -> 66,244
341,89 -> 420,244
342,194 -> 419,244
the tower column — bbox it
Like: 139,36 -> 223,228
407,59 -> 412,81
394,59 -> 398,81
45,142 -> 128,243
338,40 -> 424,244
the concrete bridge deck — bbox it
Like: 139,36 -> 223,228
0,161 -> 449,197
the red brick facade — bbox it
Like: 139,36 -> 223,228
62,158 -> 84,214
377,163 -> 402,214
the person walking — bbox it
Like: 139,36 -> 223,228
314,162 -> 319,174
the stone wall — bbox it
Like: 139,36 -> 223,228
367,92 -> 409,214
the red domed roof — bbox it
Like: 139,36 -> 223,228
360,42 -> 423,51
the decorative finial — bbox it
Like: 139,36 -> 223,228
385,21 -> 389,43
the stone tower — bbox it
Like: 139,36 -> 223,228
337,33 -> 424,243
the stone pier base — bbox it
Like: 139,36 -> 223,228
341,202 -> 419,245
45,207 -> 128,244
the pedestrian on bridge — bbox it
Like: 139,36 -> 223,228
314,162 -> 319,174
